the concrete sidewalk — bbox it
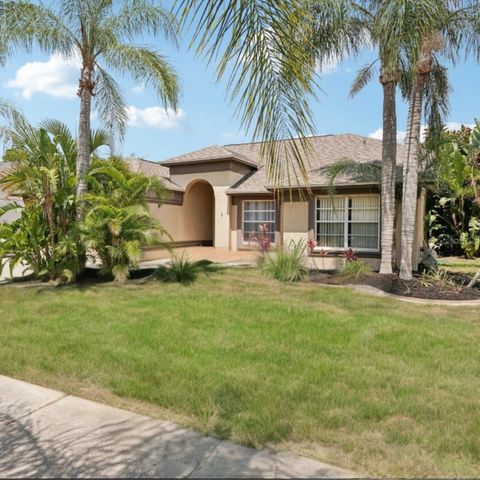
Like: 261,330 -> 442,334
0,375 -> 355,478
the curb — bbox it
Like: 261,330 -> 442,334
347,283 -> 480,306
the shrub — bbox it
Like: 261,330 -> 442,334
262,240 -> 307,282
154,255 -> 219,285
341,248 -> 358,262
249,223 -> 272,253
81,158 -> 170,282
342,259 -> 371,279
420,269 -> 459,290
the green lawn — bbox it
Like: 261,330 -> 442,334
438,256 -> 480,275
1,269 -> 479,476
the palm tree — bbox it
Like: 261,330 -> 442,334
1,0 -> 179,214
396,0 -> 479,280
82,157 -> 170,281
348,1 -> 453,274
175,0 -> 318,186
0,113 -> 113,280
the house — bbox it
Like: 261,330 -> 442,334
127,134 -> 426,271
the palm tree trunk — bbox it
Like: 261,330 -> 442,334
399,53 -> 432,280
76,65 -> 93,218
379,73 -> 397,274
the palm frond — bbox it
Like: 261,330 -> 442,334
0,0 -> 78,55
104,0 -> 178,43
350,60 -> 378,97
39,118 -> 76,157
326,158 -> 381,196
176,0 -> 318,187
423,60 -> 451,136
102,42 -> 179,110
90,128 -> 115,155
94,66 -> 129,140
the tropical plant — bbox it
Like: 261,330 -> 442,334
0,109 -> 113,280
427,123 -> 480,257
249,223 -> 272,253
341,258 -> 372,279
81,158 -> 170,281
262,239 -> 307,282
1,0 -> 179,210
176,0 -> 321,185
347,0 -> 451,275
341,247 -> 358,262
154,254 -> 219,285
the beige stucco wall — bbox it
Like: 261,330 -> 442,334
148,181 -> 214,245
282,201 -> 309,247
167,163 -> 252,250
213,186 -> 230,248
230,203 -> 238,251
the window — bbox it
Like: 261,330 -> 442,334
316,195 -> 379,251
243,200 -> 276,242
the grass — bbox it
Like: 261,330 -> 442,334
438,256 -> 480,275
0,268 -> 479,476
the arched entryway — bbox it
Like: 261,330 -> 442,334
183,180 -> 215,246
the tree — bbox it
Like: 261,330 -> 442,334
81,157 -> 170,281
0,114 -> 112,281
1,0 -> 179,213
427,123 -> 480,258
397,0 -> 479,280
348,1 -> 452,274
175,0 -> 319,185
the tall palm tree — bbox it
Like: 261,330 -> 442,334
396,0 -> 479,280
1,0 -> 179,214
348,1 -> 451,274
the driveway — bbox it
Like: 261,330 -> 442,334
0,375 -> 355,478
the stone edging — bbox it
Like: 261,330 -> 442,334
346,283 -> 480,306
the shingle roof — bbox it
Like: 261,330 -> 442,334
125,157 -> 184,191
225,134 -> 406,193
131,134 -> 406,194
161,145 -> 259,168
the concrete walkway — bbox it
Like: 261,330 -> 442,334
0,375 -> 355,478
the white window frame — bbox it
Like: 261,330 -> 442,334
242,200 -> 276,245
314,194 -> 380,252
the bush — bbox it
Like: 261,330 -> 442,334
154,255 -> 219,285
341,259 -> 372,279
262,240 -> 307,282
81,158 -> 170,282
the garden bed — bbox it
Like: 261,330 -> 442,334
310,271 -> 480,300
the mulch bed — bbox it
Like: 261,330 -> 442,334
310,271 -> 480,301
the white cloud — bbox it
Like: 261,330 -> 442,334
444,121 -> 474,131
5,53 -> 80,99
126,106 -> 186,129
131,85 -> 145,95
368,128 -> 406,144
370,121 -> 475,146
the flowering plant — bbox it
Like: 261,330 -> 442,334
341,248 -> 358,262
249,224 -> 272,253
307,239 -> 317,253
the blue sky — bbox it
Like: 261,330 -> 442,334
0,26 -> 478,162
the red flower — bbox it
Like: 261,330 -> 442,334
341,248 -> 358,262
